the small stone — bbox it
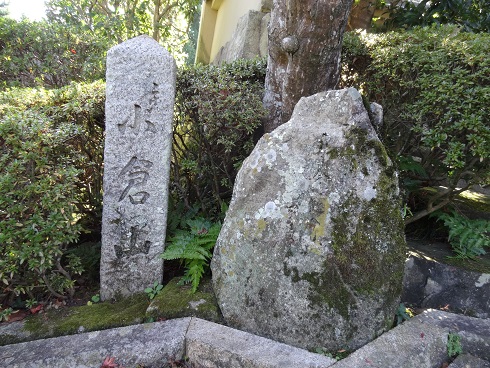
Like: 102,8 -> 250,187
189,299 -> 207,310
370,102 -> 383,129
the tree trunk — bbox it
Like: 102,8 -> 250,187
153,0 -> 162,42
263,0 -> 354,133
347,0 -> 376,31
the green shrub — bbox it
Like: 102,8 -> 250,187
0,81 -> 105,303
341,26 -> 490,224
386,0 -> 489,32
0,81 -> 106,237
172,58 -> 267,218
0,110 -> 83,300
0,17 -> 108,89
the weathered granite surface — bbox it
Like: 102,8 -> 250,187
212,88 -> 407,351
416,309 -> 490,361
0,312 -> 488,368
186,318 -> 336,368
0,318 -> 189,368
100,35 -> 176,300
331,311 -> 449,368
449,354 -> 490,368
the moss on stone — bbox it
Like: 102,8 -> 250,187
3,277 -> 222,346
322,128 -> 406,317
23,293 -> 148,340
287,124 -> 405,326
257,218 -> 267,233
146,277 -> 223,323
348,127 -> 391,168
0,333 -> 25,346
303,266 -> 355,320
330,188 -> 405,296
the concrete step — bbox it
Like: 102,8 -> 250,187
0,310 -> 488,367
331,310 -> 490,368
330,315 -> 449,368
0,317 -> 334,368
185,318 -> 335,368
449,354 -> 490,368
0,317 -> 189,368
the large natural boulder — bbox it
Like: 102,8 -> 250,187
211,88 -> 407,351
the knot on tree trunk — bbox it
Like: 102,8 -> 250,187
281,35 -> 299,54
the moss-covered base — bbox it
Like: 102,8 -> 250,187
147,277 -> 223,323
0,276 -> 222,346
21,293 -> 148,343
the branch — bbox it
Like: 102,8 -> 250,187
39,272 -> 67,300
56,259 -> 75,298
157,2 -> 180,23
405,197 -> 450,225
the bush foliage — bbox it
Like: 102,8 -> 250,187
0,17 -> 108,89
341,25 -> 490,224
0,111 -> 83,300
386,0 -> 489,32
171,58 -> 267,218
0,81 -> 105,302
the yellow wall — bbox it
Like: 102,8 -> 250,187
210,0 -> 262,62
195,1 -> 218,64
196,0 -> 262,64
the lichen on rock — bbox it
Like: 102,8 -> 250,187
211,88 -> 407,352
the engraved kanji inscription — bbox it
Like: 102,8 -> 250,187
118,156 -> 153,203
114,220 -> 152,259
118,82 -> 161,135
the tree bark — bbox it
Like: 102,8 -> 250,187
263,0 -> 354,133
347,0 -> 377,31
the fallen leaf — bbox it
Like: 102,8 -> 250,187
30,304 -> 43,314
101,356 -> 124,368
420,332 -> 425,338
7,310 -> 29,322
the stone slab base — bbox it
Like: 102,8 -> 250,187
0,311 -> 488,368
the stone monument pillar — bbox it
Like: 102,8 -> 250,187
100,36 -> 176,300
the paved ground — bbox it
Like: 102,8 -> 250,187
0,309 -> 488,367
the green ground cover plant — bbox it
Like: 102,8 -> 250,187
161,217 -> 221,292
436,211 -> 490,259
447,332 -> 463,358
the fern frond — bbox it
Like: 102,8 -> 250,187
162,217 -> 221,292
186,259 -> 206,293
